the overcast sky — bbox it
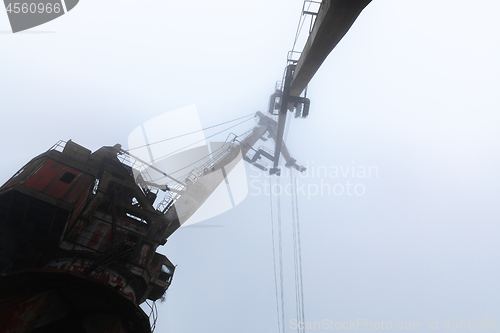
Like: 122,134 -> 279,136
1,0 -> 500,332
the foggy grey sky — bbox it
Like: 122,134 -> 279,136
1,0 -> 500,332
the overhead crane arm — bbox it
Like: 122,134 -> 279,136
271,0 -> 371,172
290,0 -> 372,97
140,0 -> 374,235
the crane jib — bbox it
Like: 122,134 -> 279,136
290,0 -> 372,97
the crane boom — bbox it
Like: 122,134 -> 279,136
290,0 -> 372,97
161,112 -> 305,238
270,0 -> 372,172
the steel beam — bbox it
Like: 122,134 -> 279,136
270,65 -> 295,175
290,0 -> 372,97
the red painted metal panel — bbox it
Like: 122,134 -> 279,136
64,174 -> 93,205
67,193 -> 104,240
67,174 -> 94,229
44,166 -> 82,199
85,221 -> 111,250
23,159 -> 63,191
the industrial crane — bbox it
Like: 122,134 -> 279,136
0,0 -> 372,331
0,110 -> 305,332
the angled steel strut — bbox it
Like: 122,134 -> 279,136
269,0 -> 372,172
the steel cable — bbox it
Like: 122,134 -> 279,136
126,113 -> 255,152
